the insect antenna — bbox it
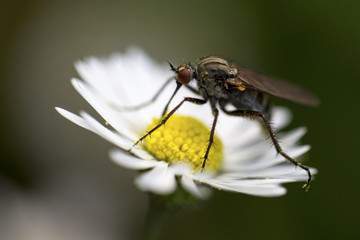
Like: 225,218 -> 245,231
168,61 -> 177,72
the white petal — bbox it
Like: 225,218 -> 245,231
79,111 -> 132,149
220,107 -> 290,150
201,178 -> 288,197
57,107 -> 154,160
129,147 -> 156,160
271,107 -> 292,129
219,166 -> 317,180
55,107 -> 91,131
225,127 -> 308,166
226,145 -> 311,171
71,79 -> 141,140
135,163 -> 177,194
169,163 -> 193,175
75,58 -> 119,103
56,108 -> 132,149
278,127 -> 307,146
278,167 -> 318,181
225,140 -> 272,165
225,127 -> 306,162
181,175 -> 212,199
77,47 -> 172,108
217,111 -> 247,140
222,120 -> 263,150
109,149 -> 159,170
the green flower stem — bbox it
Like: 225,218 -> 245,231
140,194 -> 180,240
139,187 -> 200,240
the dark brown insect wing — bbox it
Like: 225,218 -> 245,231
232,64 -> 319,106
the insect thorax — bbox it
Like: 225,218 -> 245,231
195,56 -> 237,99
195,56 -> 272,118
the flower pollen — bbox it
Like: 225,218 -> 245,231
143,115 -> 223,172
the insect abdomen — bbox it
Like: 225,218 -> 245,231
229,89 -> 272,118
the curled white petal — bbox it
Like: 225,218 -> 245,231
181,175 -> 212,199
109,149 -> 159,170
135,162 -> 177,195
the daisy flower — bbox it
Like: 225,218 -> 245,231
56,47 -> 316,199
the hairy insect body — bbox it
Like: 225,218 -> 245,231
196,57 -> 271,118
195,57 -> 234,100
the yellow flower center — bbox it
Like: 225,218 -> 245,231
143,115 -> 223,172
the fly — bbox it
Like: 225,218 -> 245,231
128,56 -> 319,190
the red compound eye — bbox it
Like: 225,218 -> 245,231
177,69 -> 191,84
176,64 -> 192,84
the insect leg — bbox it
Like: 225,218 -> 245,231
161,81 -> 182,116
185,85 -> 200,95
132,97 -> 207,147
220,107 -> 312,191
201,104 -> 219,171
110,76 -> 174,111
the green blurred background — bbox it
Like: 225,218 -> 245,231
1,0 -> 359,239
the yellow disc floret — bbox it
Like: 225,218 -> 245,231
143,115 -> 223,172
